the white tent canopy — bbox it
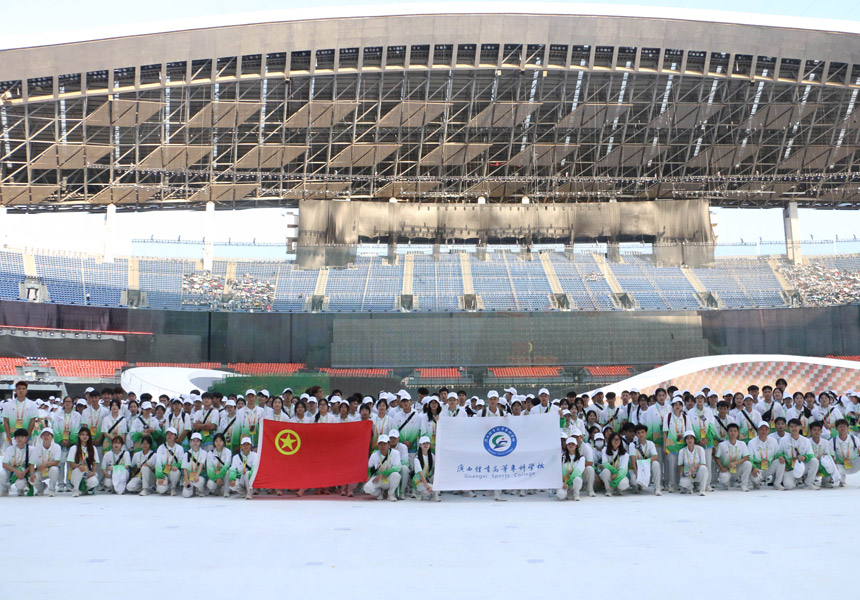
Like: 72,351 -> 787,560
121,367 -> 231,398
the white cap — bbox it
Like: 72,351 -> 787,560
362,396 -> 374,405
283,387 -> 293,394
562,409 -> 571,416
40,428 -> 54,437
566,437 -> 578,445
538,388 -> 550,396
398,390 -> 412,400
241,437 -> 252,445
388,429 -> 400,438
259,389 -> 270,397
744,395 -> 754,401
418,436 -> 431,445
695,390 -> 706,398
377,434 -> 390,444
758,421 -> 771,429
683,430 -> 696,439
245,389 -> 256,396
84,387 -> 95,393
300,393 -> 310,400
75,399 -> 87,407
165,427 -> 178,435
561,430 -> 569,438
593,433 -> 605,441
723,390 -> 733,396
226,399 -> 237,407
487,390 -> 499,399
670,397 -> 684,405
476,399 -> 486,407
571,428 -> 583,436
141,401 -> 153,410
503,387 -> 517,395
630,388 -> 640,394
307,397 -> 318,403
190,432 -> 202,441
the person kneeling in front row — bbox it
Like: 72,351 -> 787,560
678,430 -> 709,496
366,434 -> 401,501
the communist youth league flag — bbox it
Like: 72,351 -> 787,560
251,419 -> 371,489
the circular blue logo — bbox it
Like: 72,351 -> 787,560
483,426 -> 517,457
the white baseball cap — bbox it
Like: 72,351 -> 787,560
141,401 -> 153,410
225,399 -> 237,407
670,397 -> 684,405
418,436 -> 431,445
190,432 -> 202,441
683,430 -> 695,439
566,437 -> 578,445
538,388 -> 550,396
487,390 -> 499,399
388,429 -> 400,438
259,389 -> 270,397
377,435 -> 390,444
398,390 -> 412,400
503,387 -> 517,395
40,428 -> 54,437
241,437 -> 252,445
165,427 -> 178,435
245,389 -> 257,396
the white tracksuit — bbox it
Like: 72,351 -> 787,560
31,441 -> 61,495
779,435 -> 819,489
101,449 -> 131,494
556,455 -> 586,500
182,448 -> 208,497
155,443 -> 185,494
580,442 -> 596,495
67,446 -> 99,493
229,451 -> 258,497
714,440 -> 752,490
0,445 -> 32,495
206,447 -> 233,496
810,438 -> 841,485
126,449 -> 157,494
631,440 -> 662,493
412,453 -> 436,499
678,445 -> 709,493
831,434 -> 860,478
747,436 -> 786,489
365,448 -> 402,499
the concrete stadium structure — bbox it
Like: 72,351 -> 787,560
2,8 -> 860,267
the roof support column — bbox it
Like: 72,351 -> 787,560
783,201 -> 802,266
203,201 -> 215,271
103,204 -> 116,263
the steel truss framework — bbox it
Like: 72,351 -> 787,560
2,30 -> 860,212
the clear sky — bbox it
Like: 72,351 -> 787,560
4,1 -> 860,252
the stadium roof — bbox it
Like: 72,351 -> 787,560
2,6 -> 860,212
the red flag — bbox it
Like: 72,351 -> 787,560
251,419 -> 371,489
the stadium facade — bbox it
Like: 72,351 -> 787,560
1,10 -> 860,264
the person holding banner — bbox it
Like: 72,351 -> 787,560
678,431 -> 709,496
206,433 -> 232,497
598,432 -> 630,496
127,435 -> 156,495
556,437 -> 585,501
365,434 -> 401,501
229,437 -> 257,500
413,436 -> 438,501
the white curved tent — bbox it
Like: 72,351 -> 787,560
121,367 -> 231,398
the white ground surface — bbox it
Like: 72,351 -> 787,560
4,475 -> 860,598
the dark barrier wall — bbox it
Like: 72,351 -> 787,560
0,300 -> 858,367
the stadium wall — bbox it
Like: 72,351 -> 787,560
0,301 -> 858,368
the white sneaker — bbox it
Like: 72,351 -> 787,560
775,484 -> 784,491
587,491 -> 595,497
140,490 -> 148,496
388,493 -> 397,502
48,489 -> 55,497
655,489 -> 662,496
72,489 -> 80,498
573,493 -> 581,501
432,492 -> 440,502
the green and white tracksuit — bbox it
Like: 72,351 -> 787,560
206,447 -> 233,496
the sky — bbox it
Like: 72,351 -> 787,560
3,0 -> 860,253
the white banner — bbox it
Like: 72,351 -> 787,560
435,413 -> 562,491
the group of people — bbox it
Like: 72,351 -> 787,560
2,378 -> 859,501
779,259 -> 860,307
181,271 -> 275,311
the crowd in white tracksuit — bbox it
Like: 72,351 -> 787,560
2,380 -> 859,501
